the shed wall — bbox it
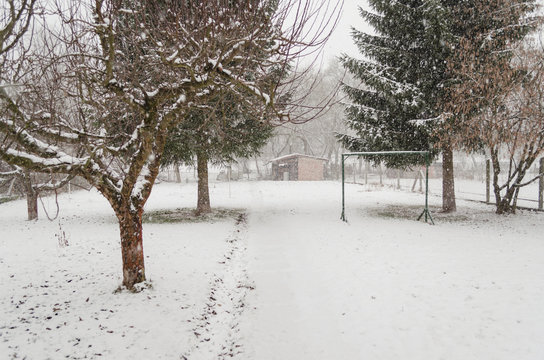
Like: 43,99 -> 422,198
272,159 -> 298,180
297,157 -> 325,181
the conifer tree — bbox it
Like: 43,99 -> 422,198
161,89 -> 274,215
340,0 -> 538,213
339,0 -> 454,208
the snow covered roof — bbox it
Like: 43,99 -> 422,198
268,153 -> 328,163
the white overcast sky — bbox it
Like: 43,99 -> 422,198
320,0 -> 371,63
320,0 -> 544,64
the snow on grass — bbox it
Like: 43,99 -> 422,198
234,182 -> 544,360
0,187 -> 233,359
1,180 -> 544,359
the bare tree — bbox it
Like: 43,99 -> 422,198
439,0 -> 540,214
0,0 -> 36,61
478,43 -> 544,213
0,0 -> 342,289
0,1 -> 48,220
261,60 -> 347,178
0,164 -> 72,220
444,36 -> 544,213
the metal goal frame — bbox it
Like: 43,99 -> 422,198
340,151 -> 434,224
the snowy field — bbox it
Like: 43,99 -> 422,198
1,180 -> 543,359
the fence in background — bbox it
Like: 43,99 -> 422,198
342,155 -> 544,211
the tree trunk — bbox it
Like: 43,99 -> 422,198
22,174 -> 38,220
7,178 -> 15,196
491,149 -> 506,213
496,193 -> 516,214
511,186 -> 520,214
26,191 -> 38,221
254,157 -> 261,179
196,152 -> 211,215
115,204 -> 146,290
493,177 -> 533,215
174,163 -> 182,183
442,145 -> 456,212
491,149 -> 517,215
334,149 -> 339,180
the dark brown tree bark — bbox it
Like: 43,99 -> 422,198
115,203 -> 146,289
22,173 -> 38,220
442,145 -> 456,213
196,152 -> 211,215
491,149 -> 506,213
26,190 -> 38,220
490,148 -> 534,215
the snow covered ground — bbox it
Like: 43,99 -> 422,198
1,180 -> 543,359
348,173 -> 542,210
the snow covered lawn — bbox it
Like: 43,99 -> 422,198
1,181 -> 543,359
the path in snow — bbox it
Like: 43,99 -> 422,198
226,181 -> 544,360
182,213 -> 254,360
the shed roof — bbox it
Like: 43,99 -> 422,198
269,153 -> 328,163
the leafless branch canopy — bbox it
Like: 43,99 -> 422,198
0,0 -> 342,207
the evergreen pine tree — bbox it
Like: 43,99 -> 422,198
161,89 -> 274,215
161,0 -> 283,215
339,0 -> 538,212
339,0 -> 451,168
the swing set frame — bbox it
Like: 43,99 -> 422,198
340,151 -> 434,224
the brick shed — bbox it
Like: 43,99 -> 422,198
269,154 -> 328,181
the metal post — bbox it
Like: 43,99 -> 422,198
341,154 -> 346,221
426,152 -> 434,224
418,151 -> 434,224
425,152 -> 429,222
486,159 -> 490,204
539,157 -> 544,210
341,151 -> 434,224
